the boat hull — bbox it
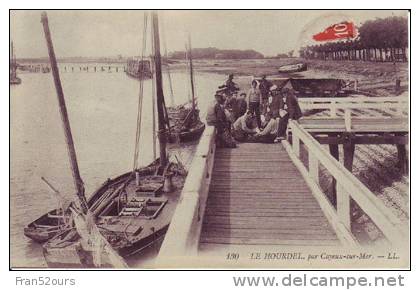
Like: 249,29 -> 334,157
43,225 -> 168,268
10,77 -> 21,85
42,161 -> 185,268
24,174 -> 131,243
125,71 -> 152,80
278,63 -> 307,73
24,209 -> 68,243
168,121 -> 205,143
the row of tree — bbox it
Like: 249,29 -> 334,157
300,16 -> 408,62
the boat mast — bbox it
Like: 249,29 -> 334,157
41,12 -> 88,213
187,34 -> 196,112
11,41 -> 16,78
152,11 -> 168,167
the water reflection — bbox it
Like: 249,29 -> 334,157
10,68 -> 235,268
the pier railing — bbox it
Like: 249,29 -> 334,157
158,126 -> 216,259
282,120 -> 408,248
299,96 -> 408,118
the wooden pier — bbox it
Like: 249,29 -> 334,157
200,143 -> 340,250
156,96 -> 409,267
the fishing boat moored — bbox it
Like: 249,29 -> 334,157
166,34 -> 205,144
40,11 -> 187,268
10,41 -> 22,85
126,57 -> 152,79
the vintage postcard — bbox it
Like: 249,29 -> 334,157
10,10 -> 409,269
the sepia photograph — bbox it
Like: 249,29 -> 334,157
9,9 -> 410,269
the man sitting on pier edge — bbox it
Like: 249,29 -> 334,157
248,111 -> 279,143
232,111 -> 257,142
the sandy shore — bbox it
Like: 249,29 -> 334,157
170,58 -> 408,97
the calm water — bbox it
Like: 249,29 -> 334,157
10,67 -> 244,268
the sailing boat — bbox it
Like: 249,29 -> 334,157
166,35 -> 205,143
41,11 -> 187,268
10,41 -> 21,85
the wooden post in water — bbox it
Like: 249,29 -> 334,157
41,12 -> 88,213
152,11 -> 168,166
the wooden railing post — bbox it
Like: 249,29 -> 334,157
344,109 -> 352,131
308,151 -> 319,184
353,79 -> 358,91
336,183 -> 351,230
292,131 -> 300,157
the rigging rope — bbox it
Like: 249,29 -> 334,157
161,13 -> 175,108
185,43 -> 191,103
151,31 -> 157,160
132,13 -> 148,170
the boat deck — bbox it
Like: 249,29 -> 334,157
199,143 -> 340,254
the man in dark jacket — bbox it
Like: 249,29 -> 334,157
268,87 -> 281,119
259,75 -> 273,115
276,88 -> 302,140
218,74 -> 239,96
232,92 -> 247,121
213,94 -> 236,148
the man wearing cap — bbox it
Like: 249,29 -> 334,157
218,74 -> 239,97
247,80 -> 263,129
211,93 -> 236,148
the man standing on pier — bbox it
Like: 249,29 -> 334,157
209,94 -> 236,148
275,88 -> 302,141
247,80 -> 263,129
234,92 -> 248,120
259,75 -> 273,115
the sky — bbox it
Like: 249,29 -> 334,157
10,10 -> 408,58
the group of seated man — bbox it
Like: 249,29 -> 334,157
207,74 -> 302,148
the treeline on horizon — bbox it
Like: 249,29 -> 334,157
168,47 -> 264,59
300,16 -> 408,62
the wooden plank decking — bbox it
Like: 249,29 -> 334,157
199,142 -> 340,252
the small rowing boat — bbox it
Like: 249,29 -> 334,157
278,63 -> 307,73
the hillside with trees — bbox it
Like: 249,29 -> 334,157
169,47 -> 264,59
300,16 -> 408,62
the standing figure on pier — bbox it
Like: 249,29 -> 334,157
259,75 -> 273,116
275,88 -> 302,141
211,93 -> 236,148
233,92 -> 248,121
247,80 -> 263,129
